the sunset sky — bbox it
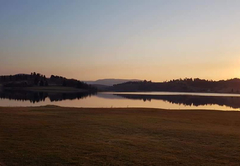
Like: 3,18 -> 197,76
1,0 -> 240,81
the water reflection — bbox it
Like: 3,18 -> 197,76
114,94 -> 240,109
0,90 -> 95,103
0,90 -> 240,110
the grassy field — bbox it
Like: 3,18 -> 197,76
0,106 -> 240,166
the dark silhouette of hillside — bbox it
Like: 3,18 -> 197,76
85,79 -> 141,86
108,78 -> 240,94
2,74 -> 240,94
0,73 -> 97,92
0,73 -> 48,87
49,75 -> 95,90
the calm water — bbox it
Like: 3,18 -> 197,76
1,90 -> 240,111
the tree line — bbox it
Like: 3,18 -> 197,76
0,73 -> 97,91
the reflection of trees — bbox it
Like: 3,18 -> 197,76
0,90 -> 95,103
0,90 -> 48,103
48,92 -> 94,102
116,94 -> 240,109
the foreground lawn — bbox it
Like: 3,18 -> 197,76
0,106 -> 240,166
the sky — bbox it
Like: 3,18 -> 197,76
1,0 -> 240,81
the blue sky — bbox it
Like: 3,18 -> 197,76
1,0 -> 240,81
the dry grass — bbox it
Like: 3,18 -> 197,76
0,106 -> 240,165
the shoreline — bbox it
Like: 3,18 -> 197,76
0,105 -> 239,112
1,86 -> 90,93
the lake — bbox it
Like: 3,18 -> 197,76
1,90 -> 240,111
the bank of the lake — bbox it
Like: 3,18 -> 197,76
0,106 -> 240,165
2,86 -> 90,93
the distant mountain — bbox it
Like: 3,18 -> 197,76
84,79 -> 141,86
